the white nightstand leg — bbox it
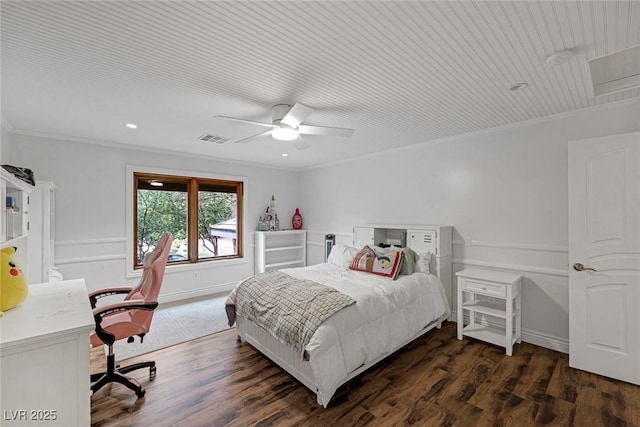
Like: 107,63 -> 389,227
457,281 -> 463,340
469,292 -> 476,328
516,292 -> 522,344
506,286 -> 513,356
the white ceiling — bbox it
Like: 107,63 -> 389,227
2,1 -> 639,170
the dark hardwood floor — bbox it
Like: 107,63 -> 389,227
90,322 -> 640,426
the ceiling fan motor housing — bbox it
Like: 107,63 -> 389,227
272,104 -> 294,125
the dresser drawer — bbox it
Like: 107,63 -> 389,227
461,278 -> 506,297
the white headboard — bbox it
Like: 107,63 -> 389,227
353,224 -> 453,315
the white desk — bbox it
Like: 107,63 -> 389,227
0,279 -> 93,426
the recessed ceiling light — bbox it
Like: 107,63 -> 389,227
281,153 -> 289,157
509,82 -> 529,92
125,123 -> 138,129
546,49 -> 574,66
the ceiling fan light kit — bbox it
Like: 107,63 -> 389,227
272,125 -> 299,141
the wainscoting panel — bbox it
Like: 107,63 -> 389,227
306,231 -> 352,265
56,237 -> 127,264
53,236 -> 254,300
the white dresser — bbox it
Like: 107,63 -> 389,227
0,279 -> 93,426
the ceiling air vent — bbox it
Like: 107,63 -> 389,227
198,133 -> 231,144
589,45 -> 640,97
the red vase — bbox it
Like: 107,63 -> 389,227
292,208 -> 303,230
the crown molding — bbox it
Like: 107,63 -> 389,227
6,97 -> 639,174
302,97 -> 640,172
8,128 -> 296,173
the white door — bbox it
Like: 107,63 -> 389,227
568,131 -> 640,384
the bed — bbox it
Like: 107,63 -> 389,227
226,226 -> 451,407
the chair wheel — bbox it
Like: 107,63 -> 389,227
136,388 -> 146,398
150,366 -> 156,377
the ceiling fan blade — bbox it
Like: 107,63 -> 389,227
292,136 -> 310,150
280,103 -> 314,128
213,116 -> 273,128
234,130 -> 272,144
298,124 -> 354,138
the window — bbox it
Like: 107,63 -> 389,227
133,172 -> 243,269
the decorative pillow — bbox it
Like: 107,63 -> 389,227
398,247 -> 419,275
327,244 -> 359,269
349,246 -> 376,271
414,251 -> 432,273
349,246 -> 404,280
374,246 -> 417,276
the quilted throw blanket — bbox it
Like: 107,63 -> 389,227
235,271 -> 355,357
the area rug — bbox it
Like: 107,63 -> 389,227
112,293 -> 233,361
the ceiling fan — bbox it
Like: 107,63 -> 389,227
213,103 -> 354,150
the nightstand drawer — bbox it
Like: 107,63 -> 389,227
462,278 -> 506,297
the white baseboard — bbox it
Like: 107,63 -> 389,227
451,310 -> 569,354
521,328 -> 569,354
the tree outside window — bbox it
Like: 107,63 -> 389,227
134,172 -> 243,268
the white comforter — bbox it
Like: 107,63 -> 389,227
277,263 -> 450,406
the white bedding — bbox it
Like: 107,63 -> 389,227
266,262 -> 451,406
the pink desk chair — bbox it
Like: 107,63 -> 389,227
89,232 -> 172,398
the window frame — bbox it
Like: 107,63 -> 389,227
126,165 -> 248,278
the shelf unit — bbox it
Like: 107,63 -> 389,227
456,268 -> 523,356
28,181 -> 57,283
1,168 -> 33,271
255,230 -> 306,273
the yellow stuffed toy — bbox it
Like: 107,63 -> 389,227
0,246 -> 28,317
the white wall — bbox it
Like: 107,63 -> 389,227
298,100 -> 640,352
6,100 -> 640,352
1,122 -> 9,164
6,134 -> 300,300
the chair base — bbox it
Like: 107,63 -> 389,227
91,351 -> 156,398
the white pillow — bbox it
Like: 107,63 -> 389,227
327,244 -> 359,269
414,251 -> 432,273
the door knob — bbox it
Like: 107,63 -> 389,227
573,263 -> 597,272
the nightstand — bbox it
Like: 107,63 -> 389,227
456,268 -> 523,356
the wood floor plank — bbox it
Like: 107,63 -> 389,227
546,352 -> 581,404
572,370 -> 638,427
466,343 -> 533,414
91,322 -> 640,427
511,346 -> 559,402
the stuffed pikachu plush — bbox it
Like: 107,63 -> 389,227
0,246 -> 28,317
